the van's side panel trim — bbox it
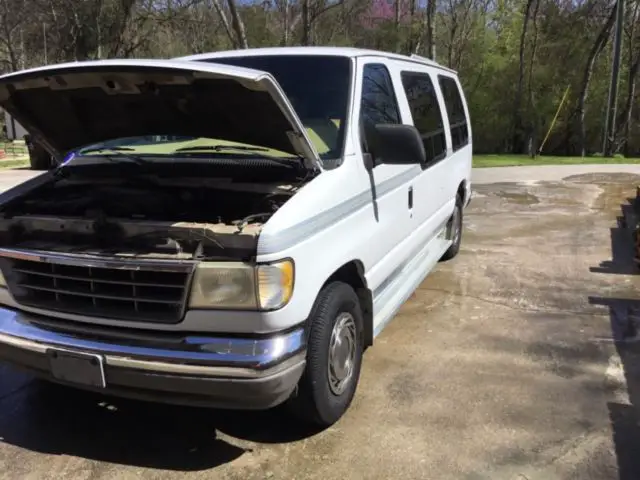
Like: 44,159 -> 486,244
257,165 -> 421,255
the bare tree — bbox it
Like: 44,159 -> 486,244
281,0 -> 290,45
296,0 -> 344,46
511,0 -> 535,154
525,0 -> 541,156
302,0 -> 311,44
575,5 -> 616,156
394,0 -> 401,52
0,0 -> 28,71
427,0 -> 436,59
226,0 -> 248,48
619,0 -> 640,155
212,0 -> 237,47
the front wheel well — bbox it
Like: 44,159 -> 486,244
322,261 -> 373,348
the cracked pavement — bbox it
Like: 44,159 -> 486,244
1,165 -> 640,479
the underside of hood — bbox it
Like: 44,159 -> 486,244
0,59 -> 322,170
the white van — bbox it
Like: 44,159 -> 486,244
0,47 -> 471,426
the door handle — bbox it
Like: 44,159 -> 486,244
408,186 -> 413,209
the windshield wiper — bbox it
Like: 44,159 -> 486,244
174,145 -> 270,153
75,147 -> 150,166
80,146 -> 136,153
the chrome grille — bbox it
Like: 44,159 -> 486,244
4,257 -> 192,324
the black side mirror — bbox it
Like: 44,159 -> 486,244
364,123 -> 426,167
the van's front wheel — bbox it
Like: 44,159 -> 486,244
441,194 -> 463,261
287,282 -> 364,427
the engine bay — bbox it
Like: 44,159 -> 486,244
0,168 -> 305,260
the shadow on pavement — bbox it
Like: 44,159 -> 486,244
0,375 -> 320,472
588,296 -> 640,480
589,194 -> 640,480
589,199 -> 639,275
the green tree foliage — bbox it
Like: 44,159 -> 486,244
0,0 -> 638,156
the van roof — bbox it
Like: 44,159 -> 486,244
176,46 -> 457,74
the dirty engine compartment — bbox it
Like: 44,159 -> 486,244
0,164 -> 307,261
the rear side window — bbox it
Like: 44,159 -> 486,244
438,75 -> 469,151
400,71 -> 446,164
360,64 -> 401,126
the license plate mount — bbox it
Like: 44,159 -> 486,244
47,349 -> 106,388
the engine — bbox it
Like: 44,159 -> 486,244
0,173 -> 298,261
7,181 -> 287,223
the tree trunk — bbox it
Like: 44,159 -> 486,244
620,0 -> 640,157
281,0 -> 289,46
226,0 -> 248,49
0,0 -> 26,71
620,53 -> 639,156
446,7 -> 456,68
426,0 -> 436,60
576,6 -> 616,156
394,0 -> 401,53
0,16 -> 20,71
406,0 -> 416,54
301,0 -> 311,45
526,0 -> 540,157
511,0 -> 534,154
212,0 -> 236,48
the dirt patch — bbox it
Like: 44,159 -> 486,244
495,191 -> 540,205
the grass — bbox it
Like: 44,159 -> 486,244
474,154 -> 640,168
0,142 -> 28,156
0,140 -> 30,169
0,157 -> 30,169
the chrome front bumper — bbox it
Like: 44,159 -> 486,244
0,306 -> 307,409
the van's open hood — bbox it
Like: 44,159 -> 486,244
0,59 -> 323,171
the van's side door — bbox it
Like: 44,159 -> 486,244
397,69 -> 454,248
355,61 -> 416,300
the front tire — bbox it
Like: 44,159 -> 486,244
441,194 -> 463,261
287,281 -> 364,427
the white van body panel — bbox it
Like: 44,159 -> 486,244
0,47 -> 472,339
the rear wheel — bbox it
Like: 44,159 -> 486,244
287,281 -> 364,427
441,194 -> 463,261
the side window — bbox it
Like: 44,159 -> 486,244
438,75 -> 469,151
400,71 -> 446,164
360,64 -> 401,126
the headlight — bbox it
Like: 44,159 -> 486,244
189,262 -> 257,309
188,259 -> 294,311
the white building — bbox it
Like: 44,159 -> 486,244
3,109 -> 28,140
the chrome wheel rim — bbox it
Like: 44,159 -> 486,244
327,312 -> 357,395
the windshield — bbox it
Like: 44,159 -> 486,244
73,55 -> 352,163
202,55 -> 352,160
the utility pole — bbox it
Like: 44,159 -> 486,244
602,0 -> 625,157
